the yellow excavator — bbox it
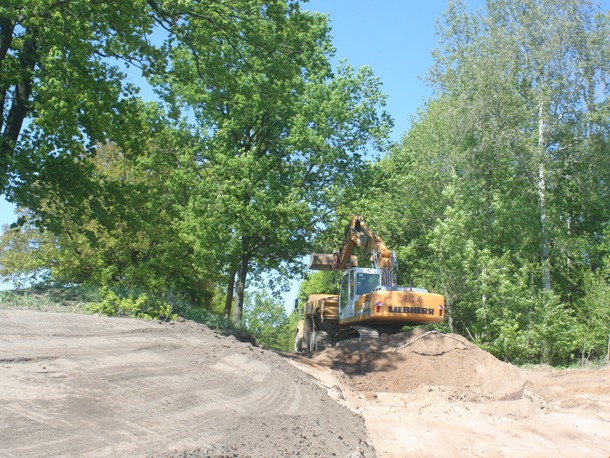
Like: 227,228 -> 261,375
295,216 -> 445,352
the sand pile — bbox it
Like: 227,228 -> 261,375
313,329 -> 527,401
0,309 -> 374,457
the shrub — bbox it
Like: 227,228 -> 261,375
88,286 -> 177,321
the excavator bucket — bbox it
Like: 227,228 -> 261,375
309,253 -> 358,271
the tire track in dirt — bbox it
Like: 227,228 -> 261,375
0,310 -> 374,457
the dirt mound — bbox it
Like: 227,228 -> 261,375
0,309 -> 374,457
295,330 -> 610,457
313,329 -> 526,401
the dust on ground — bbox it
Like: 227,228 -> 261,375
0,309 -> 373,457
288,328 -> 610,457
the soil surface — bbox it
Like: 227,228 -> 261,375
290,329 -> 610,457
2,310 -> 609,457
0,310 -> 372,457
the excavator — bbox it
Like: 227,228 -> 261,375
295,216 -> 445,352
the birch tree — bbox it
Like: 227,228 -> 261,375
429,0 -> 610,294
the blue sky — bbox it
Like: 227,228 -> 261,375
304,0 -> 486,142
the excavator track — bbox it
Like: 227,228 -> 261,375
333,326 -> 380,346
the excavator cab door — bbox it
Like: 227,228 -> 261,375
339,269 -> 356,320
339,267 -> 382,322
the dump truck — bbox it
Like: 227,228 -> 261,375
295,216 -> 445,352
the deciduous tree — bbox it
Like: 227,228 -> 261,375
168,4 -> 392,322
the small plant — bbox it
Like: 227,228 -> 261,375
88,287 -> 177,321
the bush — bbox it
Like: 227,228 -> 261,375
88,286 -> 177,321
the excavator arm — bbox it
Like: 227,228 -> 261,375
334,216 -> 397,286
309,215 -> 398,286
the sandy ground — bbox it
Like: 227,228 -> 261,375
1,310 -> 609,457
0,310 -> 372,457
289,329 -> 610,457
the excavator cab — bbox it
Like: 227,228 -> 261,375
338,267 -> 381,320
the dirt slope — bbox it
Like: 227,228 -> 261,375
290,329 -> 610,457
0,309 -> 373,457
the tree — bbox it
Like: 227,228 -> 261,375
349,0 -> 610,364
297,270 -> 339,304
0,133 -> 219,305
0,0 -> 163,204
0,2 -> 391,323
243,290 -> 296,351
1,0 -> 315,218
167,4 -> 392,323
0,211 -> 53,287
429,0 -> 610,294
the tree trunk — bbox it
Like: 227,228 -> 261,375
223,269 -> 236,320
0,17 -> 16,129
538,162 -> 551,291
537,101 -> 552,292
233,237 -> 251,323
0,28 -> 36,189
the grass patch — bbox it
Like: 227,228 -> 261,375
0,285 -> 98,313
0,284 -> 257,345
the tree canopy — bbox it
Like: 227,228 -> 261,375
345,0 -> 610,365
0,0 -> 391,322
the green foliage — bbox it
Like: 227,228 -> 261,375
341,0 -> 610,366
0,217 -> 52,287
578,246 -> 610,363
171,299 -> 256,345
1,1 -> 392,326
532,292 -> 580,365
0,0 -> 162,204
0,138 -> 217,306
0,284 -> 259,345
88,286 -> 177,321
297,271 -> 339,304
243,290 -> 296,351
166,7 -> 392,322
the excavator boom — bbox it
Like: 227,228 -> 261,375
309,216 -> 397,285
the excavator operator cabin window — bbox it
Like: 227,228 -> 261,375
357,273 -> 380,295
349,270 -> 355,299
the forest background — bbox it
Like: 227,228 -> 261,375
0,0 -> 608,365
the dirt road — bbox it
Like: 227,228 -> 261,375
0,310 -> 372,457
1,310 -> 609,457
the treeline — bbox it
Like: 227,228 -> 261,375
1,1 -> 608,363
339,0 -> 609,365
